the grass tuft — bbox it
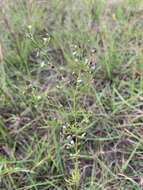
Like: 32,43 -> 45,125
0,0 -> 143,189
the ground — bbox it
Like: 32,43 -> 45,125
0,0 -> 143,189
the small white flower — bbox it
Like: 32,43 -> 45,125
67,135 -> 72,140
40,61 -> 45,68
70,140 -> 74,145
28,25 -> 32,29
62,125 -> 67,129
77,79 -> 83,84
37,96 -> 41,100
72,51 -> 77,56
81,133 -> 86,138
43,38 -> 48,42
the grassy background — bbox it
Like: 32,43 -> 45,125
0,0 -> 143,189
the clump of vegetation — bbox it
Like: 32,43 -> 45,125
0,0 -> 143,189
